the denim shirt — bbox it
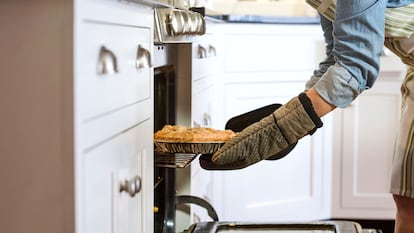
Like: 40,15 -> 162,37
309,0 -> 414,108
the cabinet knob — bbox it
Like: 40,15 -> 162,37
98,46 -> 119,75
119,175 -> 142,197
136,45 -> 152,69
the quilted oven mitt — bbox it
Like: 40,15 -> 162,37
199,93 -> 323,170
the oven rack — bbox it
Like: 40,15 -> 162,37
155,150 -> 199,168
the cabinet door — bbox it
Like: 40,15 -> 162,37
216,82 -> 329,222
82,119 -> 153,233
334,80 -> 400,219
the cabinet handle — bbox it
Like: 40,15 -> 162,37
382,46 -> 392,57
193,121 -> 201,128
198,45 -> 207,59
119,175 -> 142,197
203,112 -> 212,127
193,113 -> 211,128
136,45 -> 152,69
208,45 -> 216,57
98,46 -> 118,75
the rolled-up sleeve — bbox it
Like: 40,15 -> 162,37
313,0 -> 386,108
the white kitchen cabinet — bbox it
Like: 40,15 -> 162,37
84,120 -> 152,233
77,3 -> 155,233
0,1 -> 154,233
331,53 -> 405,219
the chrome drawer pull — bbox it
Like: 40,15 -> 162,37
198,45 -> 207,59
119,175 -> 142,197
136,45 -> 152,69
98,46 -> 118,75
208,45 -> 216,57
203,112 -> 212,127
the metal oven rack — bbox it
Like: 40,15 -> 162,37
155,150 -> 199,168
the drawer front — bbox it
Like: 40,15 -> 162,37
77,22 -> 152,121
82,119 -> 153,233
192,36 -> 219,81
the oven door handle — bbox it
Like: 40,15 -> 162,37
175,195 -> 219,222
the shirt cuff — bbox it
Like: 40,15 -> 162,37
312,63 -> 363,108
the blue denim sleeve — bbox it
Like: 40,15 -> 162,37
312,0 -> 386,108
315,14 -> 335,77
305,14 -> 335,90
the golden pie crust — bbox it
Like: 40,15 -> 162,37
154,125 -> 236,143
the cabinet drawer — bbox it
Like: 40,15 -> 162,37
82,119 -> 153,233
192,39 -> 219,81
77,22 -> 152,121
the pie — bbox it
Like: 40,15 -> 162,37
154,125 -> 236,143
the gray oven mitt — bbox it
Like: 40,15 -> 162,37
201,93 -> 323,170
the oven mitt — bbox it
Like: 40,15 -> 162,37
200,93 -> 323,170
224,103 -> 297,161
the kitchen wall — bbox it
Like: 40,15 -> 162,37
206,0 -> 317,16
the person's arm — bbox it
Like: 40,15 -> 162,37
200,0 -> 388,170
311,0 -> 387,109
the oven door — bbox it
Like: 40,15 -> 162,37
184,221 -> 364,233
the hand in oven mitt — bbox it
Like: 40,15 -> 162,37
199,93 -> 323,170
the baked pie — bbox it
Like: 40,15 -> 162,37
154,125 -> 237,154
154,125 -> 236,142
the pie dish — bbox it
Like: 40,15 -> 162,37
154,125 -> 236,154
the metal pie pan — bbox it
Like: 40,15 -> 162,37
154,141 -> 225,154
